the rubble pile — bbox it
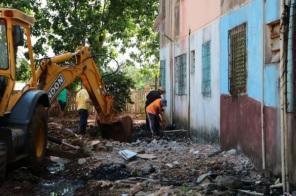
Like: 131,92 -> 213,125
0,117 -> 282,195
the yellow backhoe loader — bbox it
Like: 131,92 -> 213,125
33,46 -> 133,143
0,8 -> 132,182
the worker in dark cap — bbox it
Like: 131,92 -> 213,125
145,87 -> 165,131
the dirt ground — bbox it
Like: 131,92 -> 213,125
0,113 -> 283,196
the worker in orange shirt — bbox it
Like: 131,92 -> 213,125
146,98 -> 167,137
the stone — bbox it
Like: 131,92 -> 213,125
78,158 -> 87,165
166,163 -> 173,168
215,175 -> 242,189
130,183 -> 143,195
141,163 -> 156,175
225,149 -> 237,155
89,140 -> 101,146
196,171 -> 212,185
135,191 -> 147,196
137,154 -> 156,160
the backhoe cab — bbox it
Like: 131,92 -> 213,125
0,8 -> 49,183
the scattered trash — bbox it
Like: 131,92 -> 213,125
0,116 -> 281,195
119,150 -> 138,161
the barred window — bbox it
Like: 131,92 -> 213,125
190,50 -> 195,74
202,41 -> 211,97
229,23 -> 247,95
175,54 -> 186,95
160,60 -> 166,88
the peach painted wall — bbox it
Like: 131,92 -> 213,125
180,0 -> 221,37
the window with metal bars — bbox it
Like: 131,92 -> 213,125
175,54 -> 186,95
160,60 -> 166,88
229,23 -> 247,96
202,41 -> 211,97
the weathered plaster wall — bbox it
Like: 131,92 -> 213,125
263,64 -> 281,173
221,0 -> 250,14
189,20 -> 220,143
173,37 -> 189,129
159,0 -> 221,131
220,0 -> 281,171
160,46 -> 172,122
220,1 -> 263,101
186,0 -> 220,33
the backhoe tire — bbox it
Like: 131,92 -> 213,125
0,142 -> 7,184
27,105 -> 48,172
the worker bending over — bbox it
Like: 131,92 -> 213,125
145,87 -> 165,131
146,98 -> 167,138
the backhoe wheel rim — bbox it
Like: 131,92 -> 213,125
35,126 -> 45,158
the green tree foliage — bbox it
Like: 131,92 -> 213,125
16,59 -> 31,81
102,72 -> 135,112
1,0 -> 159,110
124,61 -> 159,90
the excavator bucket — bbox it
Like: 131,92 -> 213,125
98,115 -> 133,142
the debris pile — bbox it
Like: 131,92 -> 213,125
0,116 -> 282,195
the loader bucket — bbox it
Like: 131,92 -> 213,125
99,115 -> 133,142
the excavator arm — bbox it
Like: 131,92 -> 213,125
32,47 -> 133,141
34,47 -> 112,120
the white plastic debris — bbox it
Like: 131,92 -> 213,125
119,149 -> 137,161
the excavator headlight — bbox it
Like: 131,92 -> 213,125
4,10 -> 13,17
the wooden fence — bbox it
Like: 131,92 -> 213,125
125,89 -> 148,114
50,88 -> 151,116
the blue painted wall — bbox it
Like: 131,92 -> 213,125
220,0 -> 262,101
220,0 -> 280,105
265,0 -> 280,24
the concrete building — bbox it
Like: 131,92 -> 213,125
220,0 -> 281,172
156,0 -> 283,178
157,0 -> 221,143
